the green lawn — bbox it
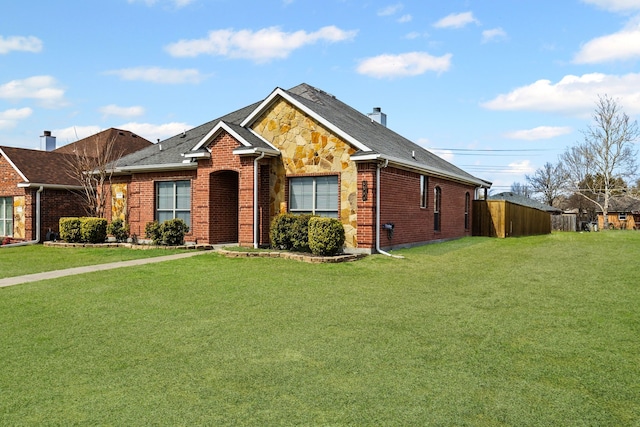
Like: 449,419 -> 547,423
1,232 -> 639,425
0,245 -> 184,278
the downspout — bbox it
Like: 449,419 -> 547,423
376,160 -> 403,258
253,151 -> 266,249
1,186 -> 43,248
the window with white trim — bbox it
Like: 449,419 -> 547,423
289,176 -> 338,218
0,197 -> 13,237
619,213 -> 627,221
156,180 -> 191,226
420,175 -> 428,208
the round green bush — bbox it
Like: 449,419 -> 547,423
308,217 -> 345,256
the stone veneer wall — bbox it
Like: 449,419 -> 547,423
251,99 -> 359,249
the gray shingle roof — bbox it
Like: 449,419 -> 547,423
114,83 -> 490,187
489,192 -> 561,213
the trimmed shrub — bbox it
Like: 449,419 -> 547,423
270,213 -> 297,250
161,218 -> 189,246
59,217 -> 82,243
107,219 -> 130,243
308,217 -> 345,256
145,221 -> 162,245
145,219 -> 189,246
290,214 -> 314,252
80,217 -> 107,244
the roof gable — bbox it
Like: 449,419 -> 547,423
0,146 -> 80,186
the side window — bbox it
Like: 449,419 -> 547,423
434,186 -> 441,231
156,180 -> 191,226
464,192 -> 470,230
420,175 -> 428,208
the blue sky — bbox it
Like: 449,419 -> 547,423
2,0 -> 640,191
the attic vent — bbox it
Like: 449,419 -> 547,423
118,131 -> 124,136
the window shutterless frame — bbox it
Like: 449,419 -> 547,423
434,186 -> 441,231
156,180 -> 191,227
0,197 -> 13,237
289,175 -> 338,218
420,175 -> 428,208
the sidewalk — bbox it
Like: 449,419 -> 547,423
0,251 -> 210,288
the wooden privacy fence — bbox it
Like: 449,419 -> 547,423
473,200 -> 552,238
552,214 -> 577,232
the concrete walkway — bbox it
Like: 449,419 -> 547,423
0,251 -> 210,288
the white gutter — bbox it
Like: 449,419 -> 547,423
376,161 -> 403,259
1,186 -> 43,248
253,151 -> 266,249
17,182 -> 84,191
112,162 -> 198,174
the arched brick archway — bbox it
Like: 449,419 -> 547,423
209,170 -> 239,244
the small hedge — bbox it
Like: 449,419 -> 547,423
59,217 -> 82,243
270,213 -> 345,255
107,219 -> 130,243
308,217 -> 345,256
59,217 -> 107,244
145,219 -> 189,246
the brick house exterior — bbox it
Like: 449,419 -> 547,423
109,84 -> 491,253
0,129 -> 152,243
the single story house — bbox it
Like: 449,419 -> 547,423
107,83 -> 491,253
596,195 -> 640,230
0,128 -> 152,243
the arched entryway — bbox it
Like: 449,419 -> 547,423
209,170 -> 239,244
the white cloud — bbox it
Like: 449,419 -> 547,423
482,27 -> 507,43
504,126 -> 573,141
54,126 -> 103,145
574,19 -> 640,63
127,0 -> 194,8
105,67 -> 205,84
0,75 -> 65,108
99,104 -> 145,119
0,36 -> 43,54
506,160 -> 535,175
429,149 -> 455,162
0,107 -> 32,130
398,14 -> 412,23
165,26 -> 357,63
378,3 -> 403,16
357,51 -> 452,78
581,0 -> 640,11
117,122 -> 192,143
405,31 -> 422,40
433,12 -> 479,29
481,72 -> 640,115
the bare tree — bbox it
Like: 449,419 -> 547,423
560,95 -> 639,229
526,161 -> 566,207
510,182 -> 531,197
64,132 -> 124,218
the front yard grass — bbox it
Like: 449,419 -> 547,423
0,245 -> 184,279
1,232 -> 639,425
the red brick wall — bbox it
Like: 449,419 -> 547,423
40,189 -> 86,238
361,164 -> 475,250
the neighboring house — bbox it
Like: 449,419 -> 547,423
474,192 -> 560,238
596,196 -> 640,230
107,83 -> 491,253
0,128 -> 153,243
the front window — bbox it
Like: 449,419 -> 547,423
619,213 -> 627,221
0,197 -> 13,237
434,186 -> 442,231
156,181 -> 191,226
289,176 -> 338,218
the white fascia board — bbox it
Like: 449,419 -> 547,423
17,182 -> 84,190
351,153 -> 492,188
192,121 -> 251,151
0,148 -> 29,183
232,147 -> 280,156
240,87 -> 373,153
114,162 -> 198,173
183,151 -> 211,159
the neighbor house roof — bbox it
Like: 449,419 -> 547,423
113,83 -> 491,187
596,195 -> 640,214
489,192 -> 562,213
0,146 -> 81,188
0,128 -> 154,189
